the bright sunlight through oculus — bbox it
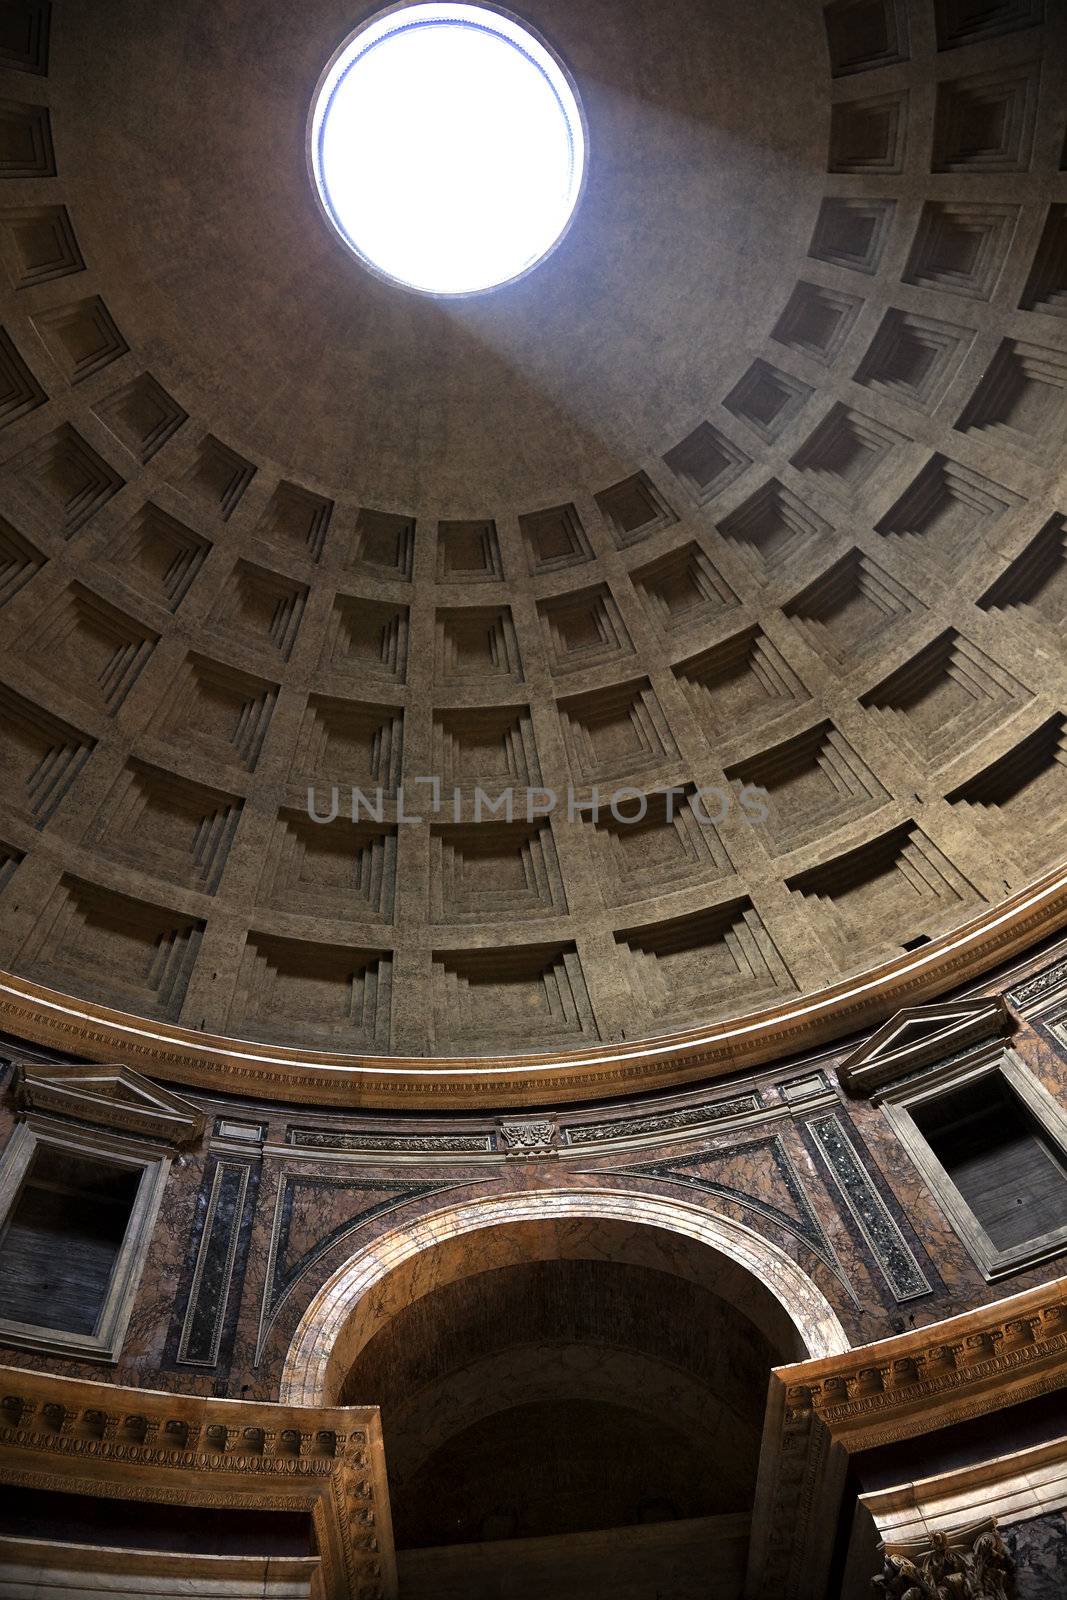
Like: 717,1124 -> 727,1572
310,4 -> 586,295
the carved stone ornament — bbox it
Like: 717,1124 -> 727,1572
748,1278 -> 1067,1599
875,1523 -> 1015,1600
837,997 -> 1012,1097
290,1127 -> 492,1154
14,1060 -> 205,1147
1006,955 -> 1067,1013
563,1093 -> 761,1145
499,1118 -> 557,1154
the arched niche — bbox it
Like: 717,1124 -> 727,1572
279,1186 -> 850,1408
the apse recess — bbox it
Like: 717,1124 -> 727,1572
0,0 -> 1064,1061
341,1258 -> 778,1551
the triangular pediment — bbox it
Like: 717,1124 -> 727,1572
14,1061 -> 205,1147
838,996 -> 1011,1096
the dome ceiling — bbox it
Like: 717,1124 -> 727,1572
0,0 -> 1065,1101
54,0 -> 828,508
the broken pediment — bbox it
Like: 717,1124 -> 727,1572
837,996 -> 1012,1097
13,1061 -> 205,1147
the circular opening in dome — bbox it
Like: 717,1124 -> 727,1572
309,3 -> 587,297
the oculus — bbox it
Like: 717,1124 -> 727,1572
310,2 -> 586,295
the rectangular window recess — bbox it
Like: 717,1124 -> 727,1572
882,1048 -> 1067,1280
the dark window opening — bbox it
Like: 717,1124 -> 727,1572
913,1075 -> 1067,1251
0,1146 -> 141,1333
0,1485 -> 312,1557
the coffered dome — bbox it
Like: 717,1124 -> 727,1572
0,0 -> 1064,1104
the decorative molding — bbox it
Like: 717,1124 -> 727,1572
563,1094 -> 763,1146
213,1117 -> 267,1148
805,1113 -> 931,1302
0,1364 -> 396,1600
288,1127 -> 493,1155
859,1433 -> 1067,1551
837,997 -> 1012,1097
779,1073 -> 832,1107
13,1060 -> 205,1148
1007,956 -> 1067,1014
746,1277 -> 1067,1600
285,1101 -> 790,1157
0,1540 -> 320,1596
177,1159 -> 252,1368
280,1188 -> 852,1408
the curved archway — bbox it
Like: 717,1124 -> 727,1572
280,1185 -> 850,1406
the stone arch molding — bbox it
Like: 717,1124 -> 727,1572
279,1186 -> 851,1406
